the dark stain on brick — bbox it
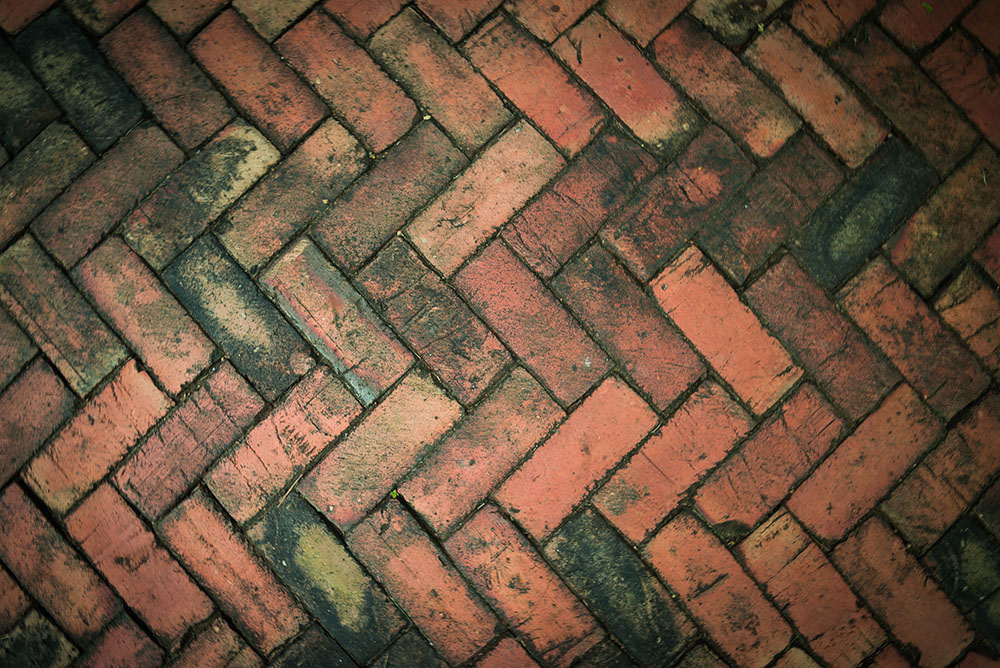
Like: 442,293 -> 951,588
270,625 -> 357,668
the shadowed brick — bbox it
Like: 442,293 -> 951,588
507,0 -> 594,42
965,0 -> 1000,53
978,479 -> 1000,540
606,0 -> 688,44
163,236 -> 313,401
417,0 -> 499,41
170,619 -> 261,668
935,267 -> 1000,372
378,630 -> 447,668
455,240 -> 610,404
207,365 -> 360,524
0,610 -> 76,668
477,638 -> 540,668
923,32 -> 1000,147
0,309 -> 33,391
677,645 -> 727,668
147,0 -> 225,39
270,625 -> 357,668
573,639 -> 637,668
767,133 -> 844,209
64,0 -> 141,33
324,0 -> 404,39
407,121 -> 564,275
0,40 -> 58,152
791,0 -> 875,46
348,500 -> 498,665
976,226 -> 1000,284
926,516 -> 1000,612
880,0 -> 971,48
691,0 -> 790,45
0,0 -> 56,33
496,377 -> 657,540
233,0 -> 312,40
76,616 -> 162,668
0,567 -> 28,633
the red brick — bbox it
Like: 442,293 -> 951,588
975,226 -> 1000,284
448,506 -> 603,666
788,384 -> 942,541
417,0 -> 500,40
839,257 -> 989,418
923,32 -> 1000,146
695,384 -> 843,534
24,359 -> 171,514
0,236 -> 126,396
965,0 -> 1000,53
791,0 -> 875,46
101,10 -> 233,150
33,124 -> 183,268
370,8 -> 511,152
323,0 -> 403,38
507,0 -> 594,41
0,308 -> 33,391
0,0 -> 55,32
0,122 -> 93,247
869,646 -> 910,668
232,0 -> 311,40
260,238 -> 412,404
959,654 -> 1000,668
768,133 -> 844,209
833,518 -> 973,668
66,484 -> 212,647
357,238 -> 510,404
147,0 -> 224,39
476,638 -> 540,668
160,488 -> 308,654
644,512 -> 792,668
0,566 -> 28,634
75,237 -> 215,395
466,14 -> 603,155
190,10 -> 325,151
745,23 -> 887,168
654,17 -> 799,158
503,131 -> 657,278
880,0 -> 971,48
218,120 -> 366,273
690,0 -> 791,45
455,240 -> 610,404
605,0 -> 688,44
278,10 -> 416,153
62,0 -> 139,33
300,369 -> 462,529
0,484 -> 120,640
601,126 -> 754,279
76,616 -> 163,668
171,619 -> 262,668
407,121 -> 564,275
552,14 -> 697,154
116,362 -> 263,519
207,365 -> 360,524
888,144 -> 1000,295
594,380 -> 752,543
653,246 -> 801,413
348,500 -> 499,665
739,509 -> 885,666
745,255 -> 899,421
312,121 -> 467,271
402,368 -> 562,533
936,267 -> 1000,372
0,358 -> 74,486
495,377 -> 657,539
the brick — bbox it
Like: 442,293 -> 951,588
888,144 -> 1000,295
645,513 -> 792,668
0,40 -> 58,152
965,0 -> 1000,53
207,365 -> 360,524
233,0 -> 311,40
370,8 -> 511,153
0,610 -> 76,668
553,244 -> 703,409
259,238 -> 411,404
869,646 -> 910,668
171,619 -> 262,668
839,257 -> 989,418
927,516 -> 1000,612
0,0 -> 56,33
357,238 -> 509,404
775,649 -> 823,668
977,478 -> 1000,540
594,380 -> 752,543
15,9 -> 142,152
0,122 -> 93,247
923,32 -> 1000,146
76,237 -> 214,394
64,0 -> 141,33
605,0 -> 688,44
447,506 -> 603,666
739,509 -> 884,666
312,121 -> 467,271
503,131 -> 657,278
417,0 -> 499,40
123,120 -> 279,270
348,500 -> 498,664
278,10 -> 416,153
147,0 -> 224,39
218,120 -> 366,273
378,630 -> 447,668
160,488 -> 308,654
163,236 -> 312,401
0,309 -> 33,391
270,625 -> 358,668
466,15 -> 603,155
495,377 -> 657,539
935,267 -> 1000,372
476,638 -> 540,668
573,639 -> 636,668
0,358 -> 74,486
959,654 -> 1000,668
745,256 -> 899,421
881,0 -> 971,48
695,384 -> 843,536
66,484 -> 212,647
677,645 -> 727,668
833,518 -> 973,668
553,14 -> 698,154
545,509 -> 696,666
116,363 -> 261,519
976,226 -> 1000,284
0,235 -> 126,397
301,369 -> 461,529
323,0 -> 403,38
654,17 -> 799,158
0,485 -> 120,640
653,246 -> 801,413
791,0 -> 875,46
792,138 -> 936,288
455,240 -> 610,404
0,567 -> 28,634
690,0 -> 790,45
102,10 -> 233,150
601,126 -> 754,279
76,616 -> 162,668
190,10 -> 325,151
248,493 -> 405,663
25,359 -> 171,514
744,23 -> 885,168
506,0 -> 594,41
407,121 -> 564,275
33,123 -> 183,268
768,133 -> 844,210
789,384 -> 942,541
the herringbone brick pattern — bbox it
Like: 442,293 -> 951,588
0,0 -> 998,665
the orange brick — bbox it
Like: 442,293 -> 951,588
935,267 -> 1000,372
605,0 -> 688,44
232,0 -> 311,40
147,0 -> 224,38
507,0 -> 594,41
923,32 -> 1000,146
0,566 -> 28,634
323,0 -> 403,38
170,620 -> 261,668
476,639 -> 540,668
75,616 -> 162,668
417,0 -> 499,40
791,0 -> 875,46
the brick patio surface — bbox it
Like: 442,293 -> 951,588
1,0 -> 999,666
